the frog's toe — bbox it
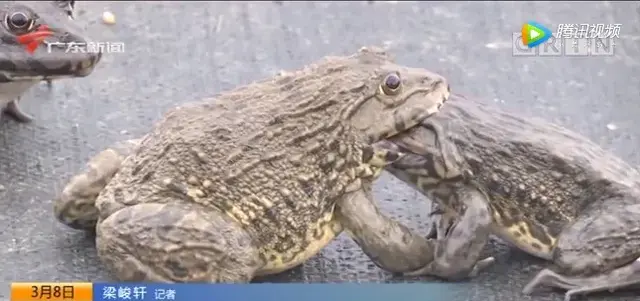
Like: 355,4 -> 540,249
355,146 -> 405,179
523,269 -> 589,301
524,258 -> 640,301
402,256 -> 494,280
363,144 -> 404,167
468,256 -> 495,277
3,99 -> 33,123
523,269 -> 570,294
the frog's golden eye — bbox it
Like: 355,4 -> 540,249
380,72 -> 402,96
5,10 -> 35,34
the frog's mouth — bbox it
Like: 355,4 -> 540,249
0,51 -> 102,83
0,73 -> 73,83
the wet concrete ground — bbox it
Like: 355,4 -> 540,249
1,2 -> 639,300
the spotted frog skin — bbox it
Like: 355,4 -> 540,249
379,94 -> 640,301
0,1 -> 101,123
54,46 -> 451,282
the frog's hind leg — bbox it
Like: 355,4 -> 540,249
96,201 -> 263,282
3,98 -> 34,123
54,139 -> 142,230
523,192 -> 640,301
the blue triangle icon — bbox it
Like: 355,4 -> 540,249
523,21 -> 552,48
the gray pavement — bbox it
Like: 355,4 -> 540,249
1,1 -> 640,301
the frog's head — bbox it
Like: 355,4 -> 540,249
0,1 -> 102,83
306,46 -> 451,144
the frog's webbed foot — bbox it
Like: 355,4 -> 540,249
523,258 -> 640,301
3,98 -> 34,123
355,145 -> 405,179
404,255 -> 495,279
402,186 -> 495,280
54,138 -> 142,230
362,144 -> 404,168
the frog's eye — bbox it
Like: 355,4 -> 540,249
380,72 -> 402,96
6,11 -> 35,33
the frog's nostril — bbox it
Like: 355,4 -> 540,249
60,32 -> 81,44
60,33 -> 71,43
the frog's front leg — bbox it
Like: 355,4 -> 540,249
403,185 -> 495,280
335,146 -> 440,273
523,192 -> 640,301
336,184 -> 436,273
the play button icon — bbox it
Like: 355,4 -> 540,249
530,30 -> 540,39
521,21 -> 552,48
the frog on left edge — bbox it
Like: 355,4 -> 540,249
0,0 -> 101,123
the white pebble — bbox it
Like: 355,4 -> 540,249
606,123 -> 618,131
102,11 -> 116,25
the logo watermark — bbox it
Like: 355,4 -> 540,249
15,21 -> 124,55
44,41 -> 125,54
513,23 -> 621,57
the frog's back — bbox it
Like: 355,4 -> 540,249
94,59 -> 359,275
96,55 -> 362,220
438,95 -> 640,228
